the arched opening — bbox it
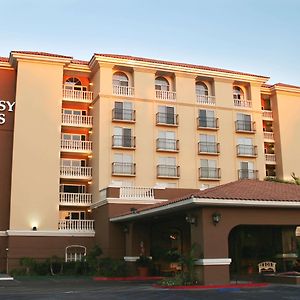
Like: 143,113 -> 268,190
65,245 -> 87,262
195,82 -> 208,96
155,77 -> 170,91
233,86 -> 244,100
113,72 -> 129,87
65,77 -> 86,91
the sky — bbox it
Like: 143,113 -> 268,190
0,0 -> 300,85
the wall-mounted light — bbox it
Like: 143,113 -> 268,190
88,155 -> 93,159
130,207 -> 137,214
88,181 -> 92,185
89,130 -> 93,134
212,212 -> 221,226
32,226 -> 37,231
123,225 -> 129,233
185,215 -> 197,225
89,106 -> 93,109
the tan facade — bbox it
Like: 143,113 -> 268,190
0,51 -> 300,274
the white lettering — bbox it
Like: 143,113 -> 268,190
0,101 -> 5,111
6,101 -> 15,112
0,114 -> 5,125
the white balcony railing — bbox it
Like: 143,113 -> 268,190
264,132 -> 274,141
120,187 -> 155,200
62,114 -> 93,127
262,110 -> 273,119
62,88 -> 93,103
59,193 -> 92,206
113,85 -> 134,96
61,140 -> 92,153
58,219 -> 94,232
265,154 -> 276,163
155,90 -> 176,101
60,166 -> 92,179
196,95 -> 216,105
234,99 -> 252,108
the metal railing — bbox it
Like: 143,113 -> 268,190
238,169 -> 258,180
236,145 -> 257,156
156,112 -> 179,125
156,138 -> 179,151
112,135 -> 136,148
112,162 -> 136,175
157,165 -> 180,178
199,167 -> 221,179
235,120 -> 256,132
197,117 -> 219,129
112,108 -> 136,122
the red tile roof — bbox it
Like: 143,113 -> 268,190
95,53 -> 269,79
71,59 -> 89,65
112,180 -> 300,219
10,51 -> 72,59
0,56 -> 9,62
274,82 -> 300,89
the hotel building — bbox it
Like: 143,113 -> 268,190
1,51 -> 300,282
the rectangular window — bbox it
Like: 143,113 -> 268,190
60,184 -> 86,193
199,134 -> 216,153
114,127 -> 132,147
199,110 -> 216,128
158,106 -> 175,124
114,102 -> 133,120
200,159 -> 218,178
61,159 -> 86,167
237,137 -> 253,155
237,113 -> 252,131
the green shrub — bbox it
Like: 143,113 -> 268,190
98,258 -> 127,277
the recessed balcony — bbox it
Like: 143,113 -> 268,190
265,154 -> 276,164
112,135 -> 136,149
262,110 -> 273,120
60,166 -> 92,180
236,145 -> 257,157
59,192 -> 92,206
62,114 -> 93,128
112,108 -> 136,123
155,90 -> 176,101
156,113 -> 179,126
58,219 -> 94,232
62,86 -> 93,103
197,117 -> 219,130
156,138 -> 179,152
113,85 -> 134,96
233,99 -> 252,108
112,162 -> 136,176
199,167 -> 221,180
196,95 -> 216,105
157,165 -> 180,178
235,121 -> 256,133
61,140 -> 92,154
198,142 -> 220,155
238,169 -> 258,180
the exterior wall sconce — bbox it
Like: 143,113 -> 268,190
212,212 -> 221,226
123,225 -> 129,233
185,215 -> 197,225
32,226 -> 37,231
130,207 -> 137,214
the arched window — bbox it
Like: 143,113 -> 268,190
113,72 -> 129,87
233,86 -> 244,100
65,77 -> 86,91
196,82 -> 208,96
155,77 -> 169,91
65,245 -> 87,262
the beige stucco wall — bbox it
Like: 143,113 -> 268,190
10,60 -> 63,230
92,62 -> 266,190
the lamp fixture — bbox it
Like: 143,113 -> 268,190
32,226 -> 37,231
212,212 -> 221,226
185,215 -> 197,225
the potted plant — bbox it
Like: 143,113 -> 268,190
136,255 -> 151,277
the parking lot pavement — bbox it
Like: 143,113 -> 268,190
1,278 -> 300,300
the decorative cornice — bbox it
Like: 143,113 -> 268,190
195,258 -> 232,266
6,230 -> 95,237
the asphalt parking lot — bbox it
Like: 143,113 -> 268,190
1,278 -> 300,300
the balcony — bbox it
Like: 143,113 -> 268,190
199,167 -> 221,180
238,169 -> 258,180
60,166 -> 92,180
62,86 -> 93,103
58,219 -> 94,232
262,110 -> 273,120
112,162 -> 136,176
237,145 -> 257,157
59,193 -> 92,206
112,135 -> 136,149
234,99 -> 252,108
119,186 -> 155,200
197,117 -> 219,130
155,90 -> 176,101
113,85 -> 134,96
62,114 -> 93,128
265,154 -> 276,164
235,120 -> 256,133
112,108 -> 136,123
196,95 -> 216,105
156,138 -> 179,152
264,131 -> 274,141
61,140 -> 92,154
157,165 -> 180,178
156,113 -> 179,126
198,142 -> 220,155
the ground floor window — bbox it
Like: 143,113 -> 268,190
65,245 -> 87,262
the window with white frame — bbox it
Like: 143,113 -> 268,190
237,137 -> 254,156
199,109 -> 217,128
200,159 -> 218,178
113,72 -> 129,86
62,109 -> 87,116
195,82 -> 208,96
114,101 -> 134,121
61,133 -> 86,141
155,77 -> 169,91
233,86 -> 244,100
158,157 -> 177,177
158,105 -> 176,124
65,77 -> 86,91
113,127 -> 133,147
199,134 -> 217,153
60,184 -> 86,193
239,161 -> 255,179
113,153 -> 134,174
158,131 -> 177,150
237,113 -> 252,131
65,245 -> 86,262
60,159 -> 86,167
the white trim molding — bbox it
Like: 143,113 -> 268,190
124,256 -> 140,262
195,258 -> 232,266
6,230 -> 95,237
0,231 -> 7,237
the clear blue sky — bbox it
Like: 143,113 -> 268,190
1,0 -> 300,85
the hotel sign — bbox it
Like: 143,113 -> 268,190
0,100 -> 15,125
